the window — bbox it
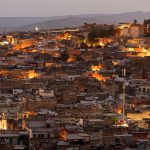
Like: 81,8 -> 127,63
48,134 -> 51,138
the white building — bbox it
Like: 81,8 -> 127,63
39,89 -> 54,98
120,27 -> 130,37
130,25 -> 144,38
119,24 -> 144,38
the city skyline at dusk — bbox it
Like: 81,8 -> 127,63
0,1 -> 150,150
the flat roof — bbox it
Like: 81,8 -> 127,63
67,134 -> 85,140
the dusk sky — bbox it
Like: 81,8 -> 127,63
1,0 -> 150,17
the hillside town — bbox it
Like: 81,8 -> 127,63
0,20 -> 150,150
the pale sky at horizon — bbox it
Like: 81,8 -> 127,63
0,0 -> 150,17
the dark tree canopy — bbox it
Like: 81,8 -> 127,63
87,26 -> 115,44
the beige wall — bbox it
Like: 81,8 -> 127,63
127,111 -> 150,120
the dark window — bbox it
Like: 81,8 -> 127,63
41,134 -> 44,138
48,134 -> 51,138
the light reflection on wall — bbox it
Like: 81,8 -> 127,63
90,64 -> 107,82
0,120 -> 7,130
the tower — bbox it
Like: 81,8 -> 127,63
122,68 -> 126,122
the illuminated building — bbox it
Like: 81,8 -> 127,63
0,69 -> 39,79
117,23 -> 144,38
0,119 -> 7,130
13,39 -> 36,50
91,64 -> 102,72
98,38 -> 113,47
56,33 -> 72,40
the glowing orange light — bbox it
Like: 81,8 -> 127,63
56,33 -> 72,40
112,61 -> 118,66
91,64 -> 102,72
59,128 -> 68,141
116,106 -> 122,114
90,72 -> 106,82
67,55 -> 76,63
28,70 -> 39,79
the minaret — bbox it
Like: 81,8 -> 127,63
122,68 -> 126,122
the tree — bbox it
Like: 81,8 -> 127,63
134,19 -> 137,25
112,116 -> 118,125
87,26 -> 115,45
87,27 -> 98,45
78,35 -> 85,44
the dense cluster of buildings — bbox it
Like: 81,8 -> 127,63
0,21 -> 149,150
